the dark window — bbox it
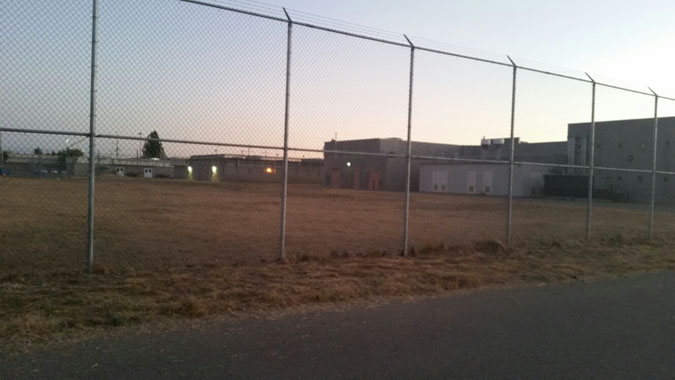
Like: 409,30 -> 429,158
665,177 -> 669,182
617,176 -> 622,181
638,176 -> 642,182
618,143 -> 623,148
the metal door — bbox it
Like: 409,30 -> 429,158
330,168 -> 341,188
368,171 -> 381,191
467,171 -> 476,194
482,170 -> 493,194
431,170 -> 448,192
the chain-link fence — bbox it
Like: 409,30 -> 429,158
2,0 -> 674,273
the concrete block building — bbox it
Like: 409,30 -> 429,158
419,163 -> 550,197
323,137 -> 566,192
190,155 -> 322,184
567,117 -> 675,202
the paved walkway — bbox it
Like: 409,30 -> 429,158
2,271 -> 674,379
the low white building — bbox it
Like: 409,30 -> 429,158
419,163 -> 553,197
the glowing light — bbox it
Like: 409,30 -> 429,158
211,165 -> 217,174
266,167 -> 273,173
187,166 -> 193,173
346,162 -> 351,167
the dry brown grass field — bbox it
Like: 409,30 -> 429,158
1,176 -> 674,350
2,176 -> 674,272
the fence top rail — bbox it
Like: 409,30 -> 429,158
180,0 -> 674,101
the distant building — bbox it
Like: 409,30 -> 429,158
189,155 -> 322,184
2,153 -> 182,179
567,117 -> 675,202
324,137 -> 566,192
90,157 -> 179,178
419,163 -> 550,197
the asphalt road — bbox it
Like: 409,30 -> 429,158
2,272 -> 674,379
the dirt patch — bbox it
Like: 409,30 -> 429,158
474,239 -> 508,254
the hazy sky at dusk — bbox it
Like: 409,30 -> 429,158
2,0 -> 674,158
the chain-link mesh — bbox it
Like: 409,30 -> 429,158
2,0 -> 675,273
1,1 -> 91,272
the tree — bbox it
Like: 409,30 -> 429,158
56,148 -> 84,170
34,147 -> 43,155
57,148 -> 83,158
142,130 -> 163,159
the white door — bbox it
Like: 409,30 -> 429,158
144,168 -> 153,178
431,170 -> 448,192
467,171 -> 476,194
482,171 -> 493,195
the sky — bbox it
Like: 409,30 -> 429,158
276,0 -> 675,94
2,0 -> 674,158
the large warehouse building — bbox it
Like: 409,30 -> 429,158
323,137 -> 566,191
419,163 -> 551,197
567,117 -> 674,202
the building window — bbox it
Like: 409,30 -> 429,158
638,176 -> 642,182
665,177 -> 670,182
617,176 -> 622,181
618,143 -> 623,148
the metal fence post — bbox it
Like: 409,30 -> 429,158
86,0 -> 99,273
506,56 -> 517,244
585,73 -> 596,240
279,8 -> 293,261
648,87 -> 659,240
401,35 -> 415,257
